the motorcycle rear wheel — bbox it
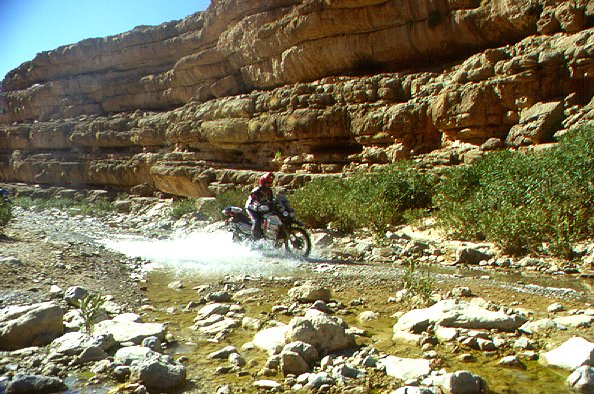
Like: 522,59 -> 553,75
284,227 -> 311,258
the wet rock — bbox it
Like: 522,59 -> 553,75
540,337 -> 594,370
0,301 -> 64,350
378,356 -> 431,381
566,365 -> 594,393
5,374 -> 67,394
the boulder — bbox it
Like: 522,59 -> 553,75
506,101 -> 564,146
0,302 -> 64,350
455,247 -> 493,265
566,365 -> 594,393
252,325 -> 291,355
540,337 -> 594,370
133,356 -> 186,391
432,370 -> 488,394
393,299 -> 527,341
288,282 -> 332,302
4,374 -> 67,394
50,331 -> 116,355
93,318 -> 166,345
285,310 -> 356,355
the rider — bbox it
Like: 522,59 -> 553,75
245,172 -> 275,239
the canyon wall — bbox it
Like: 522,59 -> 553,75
0,0 -> 593,196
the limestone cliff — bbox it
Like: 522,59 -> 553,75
0,0 -> 593,197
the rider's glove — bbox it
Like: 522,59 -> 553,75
258,205 -> 269,212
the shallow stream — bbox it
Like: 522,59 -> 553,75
99,229 -> 593,393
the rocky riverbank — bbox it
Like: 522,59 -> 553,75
0,193 -> 593,393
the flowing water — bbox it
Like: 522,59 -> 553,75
101,229 -> 311,277
97,229 -> 594,393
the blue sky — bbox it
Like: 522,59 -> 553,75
0,0 -> 211,80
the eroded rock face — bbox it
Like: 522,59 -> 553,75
0,0 -> 593,196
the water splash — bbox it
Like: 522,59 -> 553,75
100,229 -> 301,277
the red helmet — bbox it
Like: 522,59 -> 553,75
259,172 -> 275,186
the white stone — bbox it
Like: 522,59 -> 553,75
540,337 -> 594,370
378,356 -> 431,381
253,325 -> 290,355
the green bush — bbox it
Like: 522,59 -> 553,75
0,199 -> 12,231
290,162 -> 435,232
436,126 -> 594,257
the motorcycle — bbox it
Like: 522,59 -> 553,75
222,194 -> 312,258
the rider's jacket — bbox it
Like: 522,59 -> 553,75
245,186 -> 274,211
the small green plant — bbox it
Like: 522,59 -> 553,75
170,198 -> 198,219
73,294 -> 106,335
398,259 -> 435,306
0,199 -> 12,233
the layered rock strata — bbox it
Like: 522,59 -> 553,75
0,0 -> 593,197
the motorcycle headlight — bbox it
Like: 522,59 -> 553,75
283,211 -> 289,217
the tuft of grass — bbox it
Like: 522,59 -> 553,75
435,125 -> 594,258
399,259 -> 435,306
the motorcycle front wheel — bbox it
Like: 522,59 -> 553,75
284,227 -> 311,258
